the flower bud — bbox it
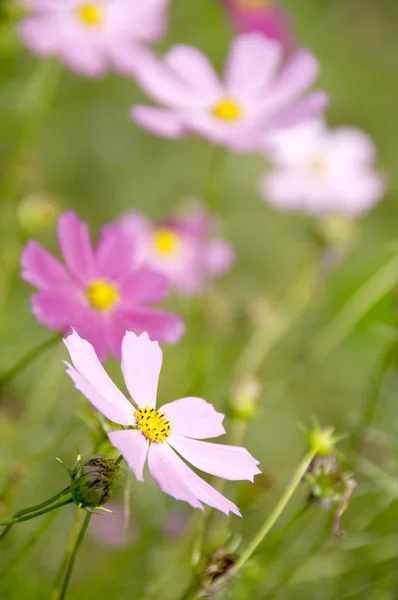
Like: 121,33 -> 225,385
70,454 -> 120,510
18,193 -> 60,234
201,547 -> 238,590
305,455 -> 356,536
229,375 -> 262,420
306,423 -> 343,457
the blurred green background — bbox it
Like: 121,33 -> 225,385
1,0 -> 398,598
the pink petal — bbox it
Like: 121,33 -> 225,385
18,16 -> 63,55
204,239 -> 235,277
94,224 -> 133,280
267,91 -> 328,129
329,127 -> 377,166
224,33 -> 282,100
164,45 -> 222,101
130,106 -> 185,138
121,307 -> 185,344
265,49 -> 320,111
149,443 -> 241,515
57,212 -> 94,284
64,329 -> 134,424
121,268 -> 169,305
148,442 -> 203,509
65,362 -> 134,426
134,49 -> 205,108
31,289 -> 79,329
69,309 -> 109,363
160,397 -> 225,439
108,430 -> 148,481
61,39 -> 107,78
21,241 -> 70,290
121,331 -> 162,408
168,435 -> 261,481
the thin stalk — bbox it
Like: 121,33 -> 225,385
204,146 -> 227,214
57,511 -> 92,600
51,509 -> 84,600
234,449 -> 317,571
0,497 -> 72,526
0,332 -> 62,387
0,485 -> 70,541
0,511 -> 58,584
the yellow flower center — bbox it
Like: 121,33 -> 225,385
135,406 -> 172,442
78,4 -> 102,25
309,156 -> 327,175
153,228 -> 180,255
212,99 -> 242,121
86,280 -> 119,311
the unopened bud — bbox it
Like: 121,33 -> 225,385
306,423 -> 344,457
18,193 -> 60,234
70,454 -> 120,510
305,455 -> 356,536
201,547 -> 238,590
229,375 -> 262,420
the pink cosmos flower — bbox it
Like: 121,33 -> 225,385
119,206 -> 235,296
130,33 -> 328,151
18,0 -> 171,77
21,211 -> 184,361
222,1 -> 295,53
64,330 -> 261,515
260,119 -> 385,215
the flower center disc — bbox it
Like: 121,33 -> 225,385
79,3 -> 102,25
212,99 -> 242,121
309,156 -> 327,175
153,228 -> 180,255
86,280 -> 119,311
135,407 -> 172,442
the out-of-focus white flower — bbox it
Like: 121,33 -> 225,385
260,119 -> 385,215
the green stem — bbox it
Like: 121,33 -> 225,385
0,511 -> 58,585
51,509 -> 84,600
0,332 -> 62,387
204,146 -> 227,214
0,497 -> 72,526
349,326 -> 398,456
311,254 -> 398,361
0,484 -> 70,541
57,511 -> 92,600
234,449 -> 317,571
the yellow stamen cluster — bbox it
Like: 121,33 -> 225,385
78,4 -> 102,25
153,228 -> 180,255
86,280 -> 119,311
135,406 -> 172,442
309,156 -> 327,175
212,99 -> 242,121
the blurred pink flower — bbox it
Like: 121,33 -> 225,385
18,0 -> 171,77
260,119 -> 385,215
130,33 -> 328,151
64,330 -> 261,515
162,511 -> 190,539
119,206 -> 235,296
89,501 -> 138,548
222,1 -> 295,53
21,211 -> 184,361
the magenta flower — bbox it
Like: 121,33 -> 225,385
18,0 -> 171,77
260,120 -> 385,215
222,1 -> 295,53
21,211 -> 184,361
130,33 -> 328,151
64,330 -> 261,515
119,206 -> 235,296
